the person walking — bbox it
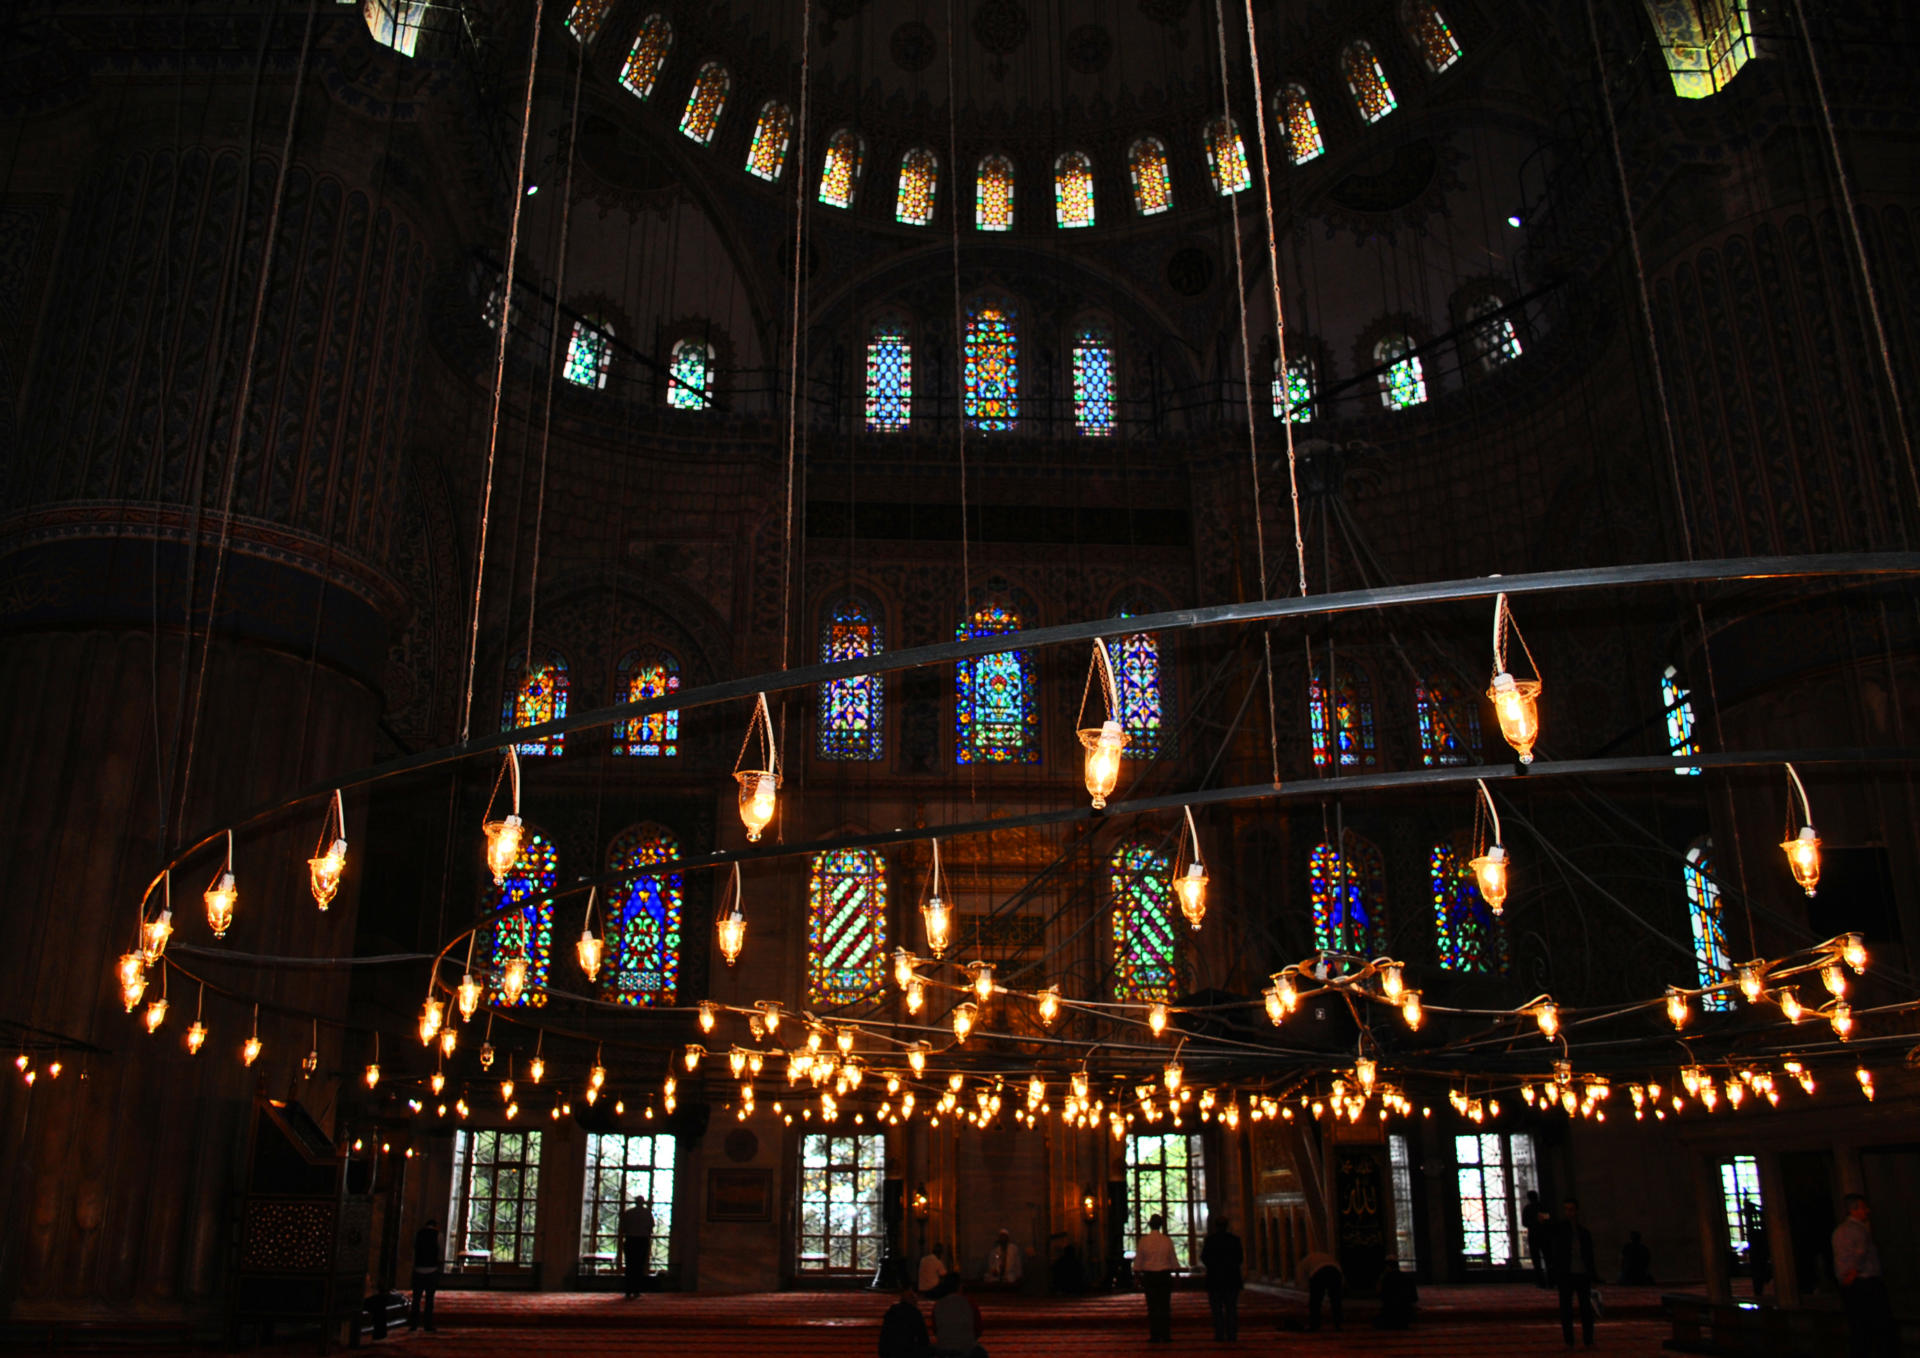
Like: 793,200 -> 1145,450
1134,1213 -> 1180,1343
409,1217 -> 442,1332
879,1283 -> 931,1358
1832,1194 -> 1897,1358
1298,1249 -> 1343,1331
1548,1197 -> 1597,1348
1200,1214 -> 1244,1342
620,1196 -> 655,1300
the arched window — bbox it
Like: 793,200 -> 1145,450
1342,41 -> 1398,123
1642,0 -> 1753,99
818,594 -> 885,760
1406,0 -> 1463,71
807,849 -> 888,1006
1204,117 -> 1251,195
1278,86 -> 1325,164
745,101 -> 793,182
566,0 -> 612,45
895,148 -> 938,226
1309,664 -> 1375,768
679,63 -> 729,144
613,647 -> 680,757
667,339 -> 714,410
1414,675 -> 1480,765
865,320 -> 912,431
1465,295 -> 1523,370
975,154 -> 1015,231
1273,353 -> 1316,422
1433,841 -> 1502,972
1111,840 -> 1177,1002
1128,137 -> 1173,216
1375,334 -> 1426,408
606,826 -> 683,1006
963,302 -> 1018,430
491,833 -> 558,1006
819,129 -> 864,209
563,318 -> 614,389
1055,152 -> 1095,229
956,596 -> 1038,764
366,0 -> 428,56
1114,609 -> 1165,759
1071,324 -> 1115,436
503,650 -> 569,756
1311,831 -> 1386,955
619,14 -> 672,100
1685,842 -> 1733,1008
1662,665 -> 1701,775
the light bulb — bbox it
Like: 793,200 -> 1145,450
1856,1067 -> 1874,1101
1148,1002 -> 1168,1037
419,998 -> 444,1046
431,1071 -> 446,1095
204,872 -> 238,938
893,949 -> 917,990
1784,822 -> 1826,896
717,908 -> 747,966
922,896 -> 953,957
241,1034 -> 261,1067
302,1048 -> 319,1076
1378,961 -> 1404,1001
729,1047 -> 747,1078
1163,1061 -> 1183,1095
685,1044 -> 703,1071
117,953 -> 148,1012
1667,987 -> 1690,1030
1037,985 -> 1060,1027
1401,991 -> 1423,1031
736,770 -> 779,841
908,1044 -> 927,1075
1487,671 -> 1541,763
501,1077 -> 516,1103
484,814 -> 525,886
971,964 -> 995,1004
500,954 -> 528,1006
145,998 -> 169,1034
309,838 -> 348,910
1469,845 -> 1509,915
1842,933 -> 1868,974
439,1026 -> 458,1058
691,1000 -> 714,1034
456,974 -> 481,1021
1080,719 -> 1128,809
479,1042 -> 495,1070
762,1003 -> 781,1034
577,928 -> 603,983
836,1027 -> 855,1056
529,1055 -> 546,1083
1822,962 -> 1847,997
590,1062 -> 606,1091
365,1062 -> 380,1088
1263,985 -> 1285,1025
905,978 -> 925,1014
1174,862 -> 1208,929
952,1003 -> 977,1042
141,909 -> 173,961
1829,1001 -> 1852,1040
456,1097 -> 469,1118
1534,1000 -> 1559,1039
1737,963 -> 1765,1004
1028,1074 -> 1044,1106
1355,1056 -> 1376,1090
186,1020 -> 207,1055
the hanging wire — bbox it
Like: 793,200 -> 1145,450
779,0 -> 814,677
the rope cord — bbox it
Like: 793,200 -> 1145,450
778,0 -> 813,675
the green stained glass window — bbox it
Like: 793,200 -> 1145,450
1434,841 -> 1503,972
818,595 -> 885,759
1415,676 -> 1479,765
563,320 -> 613,389
1273,353 -> 1315,421
955,598 -> 1037,763
807,849 -> 887,1006
1128,137 -> 1173,215
1111,840 -> 1177,1002
667,340 -> 713,410
745,102 -> 792,182
1072,326 -> 1114,435
1375,334 -> 1426,408
619,14 -> 671,100
1343,41 -> 1398,122
865,324 -> 911,431
1279,85 -> 1325,164
1204,117 -> 1251,195
963,303 -> 1017,430
976,154 -> 1015,231
1055,152 -> 1095,228
1311,831 -> 1385,955
895,148 -> 938,225
490,835 -> 558,1006
679,62 -> 729,144
605,826 -> 681,1006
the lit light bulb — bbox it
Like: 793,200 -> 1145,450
590,1061 -> 607,1092
908,1044 -> 928,1075
484,814 -> 525,886
1737,963 -> 1765,1005
1378,961 -> 1404,1001
1775,825 -> 1820,895
1534,1000 -> 1559,1039
971,964 -> 995,1005
1828,1001 -> 1852,1040
717,907 -> 747,966
1080,719 -> 1128,809
186,1021 -> 207,1055
1401,991 -> 1423,1031
439,1026 -> 458,1058
905,978 -> 925,1014
836,1027 -> 855,1056
729,1046 -> 747,1079
303,1046 -> 320,1076
1667,987 -> 1690,1030
365,1062 -> 380,1088
1263,985 -> 1286,1026
893,949 -> 917,990
1163,1061 -> 1183,1096
500,954 -> 528,1006
685,1044 -> 704,1072
309,838 -> 348,910
456,974 -> 481,1021
501,1077 -> 516,1103
456,1098 -> 469,1118
1355,1056 -> 1377,1090
529,1055 -> 546,1083
1174,862 -> 1208,929
145,998 -> 169,1034
577,928 -> 603,983
922,896 -> 953,957
1028,1074 -> 1044,1106
736,770 -> 779,841
1842,933 -> 1868,974
1822,962 -> 1847,997
761,1003 -> 781,1034
204,872 -> 238,938
1469,845 -> 1509,915
141,908 -> 173,961
479,1042 -> 495,1070
1037,985 -> 1060,1027
1148,1003 -> 1168,1037
419,997 -> 444,1046
432,1071 -> 446,1095
1855,1067 -> 1874,1101
1487,671 -> 1541,764
117,953 -> 148,1013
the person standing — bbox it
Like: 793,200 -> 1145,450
1298,1249 -> 1343,1332
1134,1213 -> 1180,1343
1548,1197 -> 1597,1348
983,1228 -> 1023,1285
1832,1194 -> 1897,1358
409,1217 -> 441,1332
620,1196 -> 655,1300
878,1283 -> 931,1358
1200,1214 -> 1244,1342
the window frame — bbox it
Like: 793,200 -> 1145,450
795,1133 -> 888,1276
581,1132 -> 677,1274
1125,1132 -> 1207,1265
449,1129 -> 544,1266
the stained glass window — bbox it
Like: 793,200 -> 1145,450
1343,42 -> 1398,122
1114,622 -> 1164,759
1408,0 -> 1463,72
1466,295 -> 1523,370
818,596 -> 885,760
668,339 -> 713,410
1662,665 -> 1702,775
1279,85 -> 1325,164
807,849 -> 887,1006
745,101 -> 792,182
1376,335 -> 1426,408
975,154 -> 1015,231
604,826 -> 681,1006
955,599 -> 1038,764
491,833 -> 557,1006
963,303 -> 1018,431
1415,676 -> 1480,765
1072,325 -> 1115,436
1054,152 -> 1095,229
613,647 -> 679,757
1646,0 -> 1753,99
1128,137 -> 1173,216
1273,354 -> 1315,421
1111,841 -> 1177,1002
502,650 -> 569,756
1311,832 -> 1386,955
1433,841 -> 1502,973
1686,842 -> 1733,1009
1204,117 -> 1251,196
819,129 -> 863,209
619,14 -> 672,100
865,323 -> 912,431
366,0 -> 428,57
566,0 -> 612,45
896,148 -> 938,225
563,319 -> 613,389
1309,664 -> 1376,768
679,62 -> 729,144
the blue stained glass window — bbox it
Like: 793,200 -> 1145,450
1415,676 -> 1480,766
1111,840 -> 1177,1001
606,826 -> 682,1007
1311,832 -> 1385,955
491,834 -> 558,1006
818,596 -> 884,760
502,650 -> 569,756
1072,327 -> 1115,435
1663,665 -> 1701,775
1376,335 -> 1426,408
1686,843 -> 1733,1009
1309,665 -> 1375,768
964,304 -> 1018,430
1433,842 -> 1503,972
1114,622 -> 1164,759
564,320 -> 613,389
1273,354 -> 1315,422
614,648 -> 679,757
956,599 -> 1038,764
807,849 -> 888,1006
668,339 -> 713,409
866,324 -> 911,431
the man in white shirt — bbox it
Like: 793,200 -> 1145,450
1832,1194 -> 1895,1357
1134,1214 -> 1180,1342
918,1241 -> 957,1299
983,1229 -> 1023,1286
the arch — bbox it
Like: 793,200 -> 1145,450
667,338 -> 715,410
1662,664 -> 1701,775
1054,151 -> 1095,229
491,832 -> 559,1006
613,646 -> 680,757
807,848 -> 888,1006
1404,0 -> 1463,72
1341,41 -> 1398,123
1641,0 -> 1754,98
819,129 -> 865,209
955,586 -> 1039,764
963,299 -> 1018,430
745,101 -> 793,182
565,0 -> 612,45
1432,840 -> 1502,972
563,317 -> 614,389
1463,294 -> 1523,371
679,62 -> 730,144
606,824 -> 683,1006
503,649 -> 569,756
1070,321 -> 1115,436
1273,352 -> 1316,421
1414,674 -> 1479,765
896,148 -> 939,226
1311,830 -> 1386,955
1128,137 -> 1173,216
619,14 -> 672,100
1309,662 -> 1375,768
1203,117 -> 1251,195
818,592 -> 886,760
1685,840 -> 1733,1007
1277,85 -> 1325,164
1111,839 -> 1177,1002
865,316 -> 912,431
1374,333 -> 1426,408
975,154 -> 1016,231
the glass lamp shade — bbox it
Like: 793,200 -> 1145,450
1780,827 -> 1820,896
1829,1001 -> 1853,1040
735,770 -> 779,842
186,1020 -> 207,1055
1822,962 -> 1847,997
1163,1061 -> 1183,1095
303,1049 -> 320,1076
439,1026 -> 458,1057
905,979 -> 925,1014
309,839 -> 348,910
204,873 -> 238,938
1037,985 -> 1060,1026
1079,720 -> 1129,809
576,929 -> 603,983
528,1056 -> 546,1083
908,1044 -> 928,1075
1737,963 -> 1765,1004
1175,862 -> 1208,929
1487,672 -> 1541,763
141,909 -> 173,961
1779,988 -> 1803,1023
836,1027 -> 856,1055
364,1063 -> 380,1088
971,964 -> 995,1004
456,974 -> 482,1021
590,1063 -> 606,1091
1534,1001 -> 1560,1039
684,1044 -> 703,1071
951,1002 -> 978,1042
242,1036 -> 262,1067
500,955 -> 529,1005
1469,844 -> 1509,915
430,1071 -> 446,1095
484,814 -> 525,886
1147,1002 -> 1168,1036
1028,1074 -> 1045,1106
1263,985 -> 1286,1025
144,997 -> 169,1034
1378,961 -> 1405,1001
419,998 -> 444,1046
729,1047 -> 748,1078
1401,992 -> 1424,1030
1666,987 -> 1690,1029
698,1001 -> 717,1033
117,953 -> 148,1012
921,896 -> 953,957
1354,1056 -> 1376,1090
717,908 -> 747,966
479,1042 -> 495,1070
893,949 -> 916,990
1842,933 -> 1869,973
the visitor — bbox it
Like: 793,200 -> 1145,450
1549,1197 -> 1597,1348
1375,1258 -> 1418,1329
1832,1193 -> 1896,1358
1745,1202 -> 1771,1298
1298,1249 -> 1342,1331
409,1217 -> 441,1332
930,1274 -> 986,1358
1526,1190 -> 1553,1287
982,1228 -> 1023,1286
1133,1213 -> 1180,1343
620,1196 -> 654,1300
919,1241 -> 958,1299
1619,1230 -> 1654,1285
1199,1213 -> 1244,1342
878,1283 -> 931,1358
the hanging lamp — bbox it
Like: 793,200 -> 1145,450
1075,640 -> 1130,809
1486,592 -> 1543,763
1171,805 -> 1209,929
921,837 -> 954,958
186,983 -> 207,1055
365,1031 -> 381,1088
528,1032 -> 546,1084
308,789 -> 349,910
303,1019 -> 320,1077
482,747 -> 526,887
1467,779 -> 1510,915
242,1004 -> 262,1068
716,863 -> 747,966
732,692 -> 781,842
141,872 -> 174,962
1779,763 -> 1822,896
204,829 -> 239,938
576,886 -> 604,983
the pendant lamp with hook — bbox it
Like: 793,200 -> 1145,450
733,692 -> 781,842
1486,592 -> 1543,764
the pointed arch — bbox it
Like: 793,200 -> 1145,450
563,317 -> 614,389
1128,137 -> 1173,216
667,339 -> 714,410
1375,333 -> 1426,408
1071,321 -> 1115,436
1414,674 -> 1480,765
1342,41 -> 1398,122
606,825 -> 683,1006
745,101 -> 793,182
963,299 -> 1018,430
613,646 -> 680,757
1686,840 -> 1733,1008
807,848 -> 888,1006
1112,839 -> 1177,1002
1203,117 -> 1251,195
818,592 -> 885,760
896,148 -> 939,225
1311,830 -> 1386,955
1278,85 -> 1325,164
619,14 -> 672,100
956,588 -> 1038,764
1405,0 -> 1463,72
491,833 -> 558,1006
1054,151 -> 1095,228
566,0 -> 612,45
975,154 -> 1015,230
819,129 -> 865,209
865,317 -> 912,431
679,62 -> 729,144
502,649 -> 569,756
